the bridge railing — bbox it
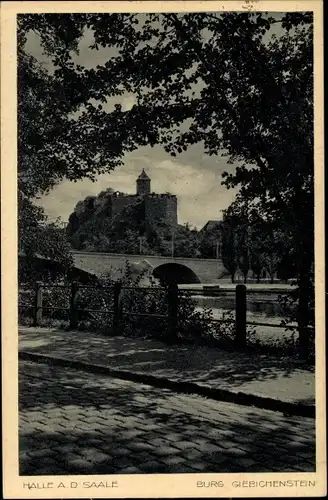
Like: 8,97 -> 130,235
19,282 -> 313,352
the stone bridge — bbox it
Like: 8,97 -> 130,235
71,251 -> 229,284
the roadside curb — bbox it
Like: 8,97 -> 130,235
19,350 -> 315,419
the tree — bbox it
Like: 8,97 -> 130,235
220,223 -> 238,283
20,12 -> 314,356
247,222 -> 267,283
19,192 -> 73,283
222,197 -> 252,283
18,14 -> 154,266
259,229 -> 288,283
236,226 -> 250,283
199,224 -> 222,260
249,250 -> 264,283
20,12 -> 313,199
222,195 -> 299,285
18,14 -> 137,197
171,224 -> 200,258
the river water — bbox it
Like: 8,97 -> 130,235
194,294 -> 287,324
180,284 -> 298,345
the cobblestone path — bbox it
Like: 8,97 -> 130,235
19,361 -> 315,475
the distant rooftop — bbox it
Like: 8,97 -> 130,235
201,220 -> 223,232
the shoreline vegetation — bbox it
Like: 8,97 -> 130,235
18,266 -> 314,362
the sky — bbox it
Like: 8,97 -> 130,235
36,146 -> 237,230
25,13 -> 285,229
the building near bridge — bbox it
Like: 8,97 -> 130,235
201,220 -> 223,233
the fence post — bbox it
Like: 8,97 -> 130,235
167,283 -> 178,343
33,281 -> 43,326
235,284 -> 247,349
113,282 -> 122,334
70,281 -> 79,330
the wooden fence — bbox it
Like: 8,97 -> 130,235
19,280 -> 312,353
21,281 -> 255,348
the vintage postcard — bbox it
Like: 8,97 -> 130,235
1,0 -> 326,498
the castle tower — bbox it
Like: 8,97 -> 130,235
136,169 -> 151,196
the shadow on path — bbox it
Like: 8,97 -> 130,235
19,328 -> 315,406
19,361 -> 315,476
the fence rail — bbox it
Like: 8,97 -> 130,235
19,281 -> 310,347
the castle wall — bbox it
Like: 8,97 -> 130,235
111,195 -> 138,217
87,174 -> 178,228
145,195 -> 177,227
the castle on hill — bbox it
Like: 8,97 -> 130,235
67,170 -> 178,235
110,170 -> 178,227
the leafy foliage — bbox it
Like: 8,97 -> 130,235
19,262 -> 304,355
18,14 -> 135,197
19,192 -> 73,284
220,195 -> 297,283
19,12 -> 312,202
19,12 -> 314,356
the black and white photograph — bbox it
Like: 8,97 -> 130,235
1,0 -> 326,498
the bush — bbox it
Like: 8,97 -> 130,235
19,263 -> 314,358
18,287 -> 35,325
73,263 -> 238,346
19,262 -> 236,346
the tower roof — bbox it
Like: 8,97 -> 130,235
137,169 -> 150,180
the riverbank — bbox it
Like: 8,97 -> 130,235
186,283 -> 298,348
179,282 -> 296,291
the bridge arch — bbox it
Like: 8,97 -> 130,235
153,263 -> 201,285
